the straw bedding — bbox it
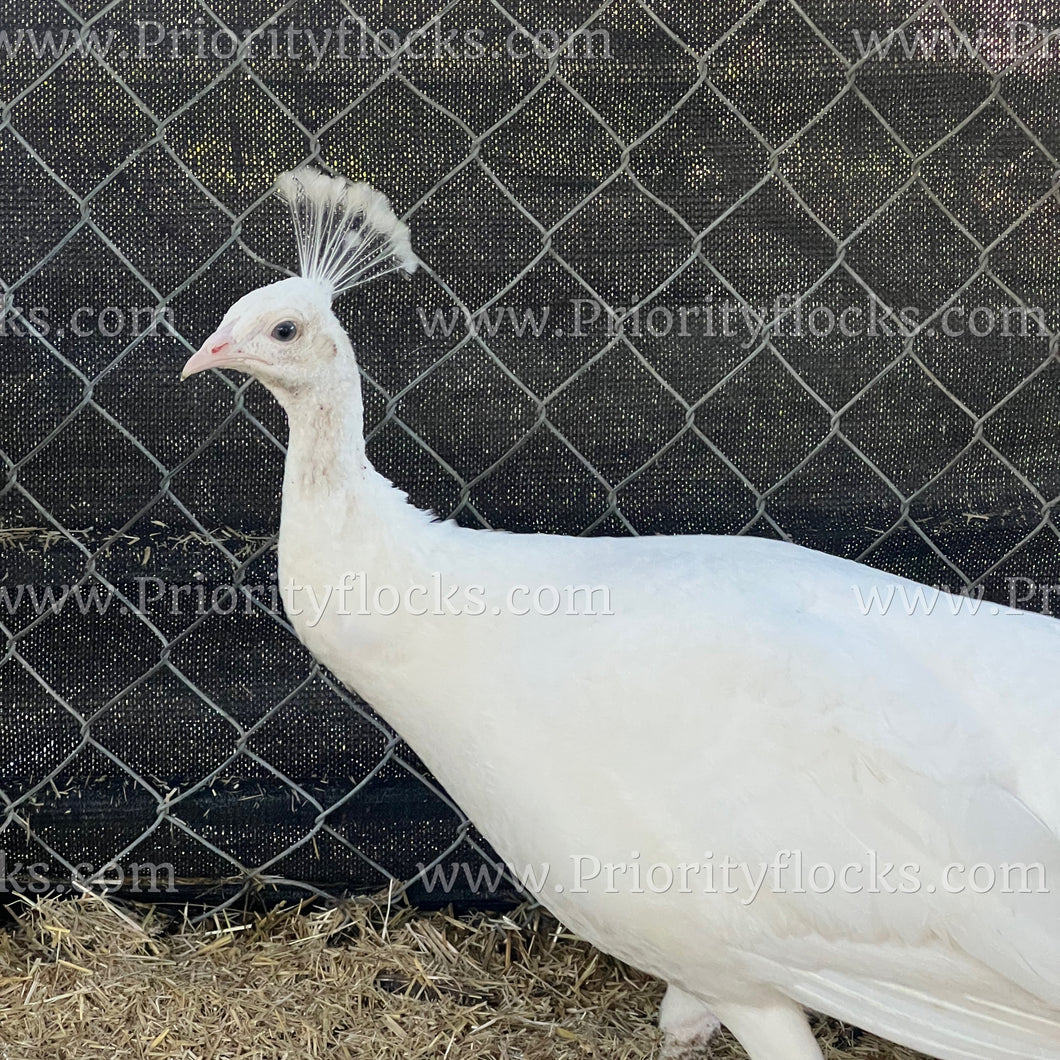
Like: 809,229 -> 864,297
0,895 -> 927,1060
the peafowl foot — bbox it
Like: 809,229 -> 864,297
658,984 -> 722,1059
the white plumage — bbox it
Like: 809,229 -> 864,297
274,166 -> 417,295
182,167 -> 1060,1060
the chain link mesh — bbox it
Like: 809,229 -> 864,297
1,0 -> 1059,917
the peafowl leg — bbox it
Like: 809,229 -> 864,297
712,996 -> 824,1060
659,984 -> 721,1058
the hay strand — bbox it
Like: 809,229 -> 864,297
0,896 -> 928,1060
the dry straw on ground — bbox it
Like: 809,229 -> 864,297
0,894 -> 927,1060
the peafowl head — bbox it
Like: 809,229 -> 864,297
182,167 -> 417,398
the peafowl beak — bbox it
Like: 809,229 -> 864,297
180,324 -> 239,380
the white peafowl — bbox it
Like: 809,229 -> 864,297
181,167 -> 1060,1060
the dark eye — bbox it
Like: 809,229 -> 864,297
271,320 -> 298,342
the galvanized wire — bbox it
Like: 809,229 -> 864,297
1,0 -> 1058,917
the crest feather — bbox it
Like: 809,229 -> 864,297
274,166 -> 417,298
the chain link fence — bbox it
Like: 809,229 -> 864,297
1,0 -> 1059,918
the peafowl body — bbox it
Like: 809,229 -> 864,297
181,168 -> 1060,1060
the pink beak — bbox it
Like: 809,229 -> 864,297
180,324 -> 238,380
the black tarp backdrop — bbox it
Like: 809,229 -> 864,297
1,0 -> 1059,913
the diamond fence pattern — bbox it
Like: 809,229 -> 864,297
1,0 -> 1059,918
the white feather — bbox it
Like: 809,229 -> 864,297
274,166 -> 417,297
189,172 -> 1060,1060
271,372 -> 1060,1060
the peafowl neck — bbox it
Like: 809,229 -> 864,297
272,341 -> 468,727
274,337 -> 443,604
282,358 -> 369,494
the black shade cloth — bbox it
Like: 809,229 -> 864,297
1,0 -> 1058,913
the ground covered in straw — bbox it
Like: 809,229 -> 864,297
0,895 -> 927,1060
